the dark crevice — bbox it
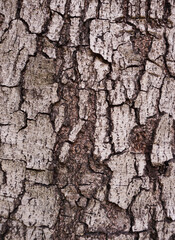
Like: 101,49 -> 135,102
1,0 -> 175,238
16,0 -> 23,19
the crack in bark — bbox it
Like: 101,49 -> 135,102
1,0 -> 175,239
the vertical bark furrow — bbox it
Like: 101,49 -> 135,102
0,0 -> 175,239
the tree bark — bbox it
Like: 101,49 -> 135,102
0,0 -> 175,239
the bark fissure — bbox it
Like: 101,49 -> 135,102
0,0 -> 175,239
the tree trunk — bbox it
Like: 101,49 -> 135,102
0,0 -> 175,239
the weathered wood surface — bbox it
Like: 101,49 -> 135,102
0,0 -> 175,239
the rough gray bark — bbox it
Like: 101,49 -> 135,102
0,0 -> 175,239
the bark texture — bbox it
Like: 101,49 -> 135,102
0,0 -> 175,239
